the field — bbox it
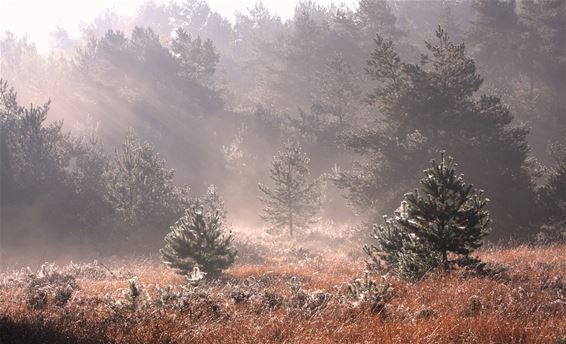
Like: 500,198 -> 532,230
1,239 -> 565,344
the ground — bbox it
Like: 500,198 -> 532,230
0,243 -> 565,343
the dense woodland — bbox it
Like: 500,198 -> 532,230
1,0 -> 565,257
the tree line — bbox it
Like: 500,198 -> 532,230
1,0 -> 564,252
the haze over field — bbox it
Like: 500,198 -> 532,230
1,0 -> 565,343
1,0 -> 564,257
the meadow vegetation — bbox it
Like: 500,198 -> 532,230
1,238 -> 565,343
1,0 -> 565,342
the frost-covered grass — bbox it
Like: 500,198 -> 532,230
0,243 -> 565,343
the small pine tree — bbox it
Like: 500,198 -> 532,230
160,205 -> 236,278
258,141 -> 323,236
366,152 -> 491,279
365,214 -> 440,281
400,152 -> 491,270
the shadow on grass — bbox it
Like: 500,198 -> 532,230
0,315 -> 109,344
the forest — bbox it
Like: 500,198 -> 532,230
0,0 -> 565,343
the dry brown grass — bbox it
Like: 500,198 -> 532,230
1,245 -> 565,344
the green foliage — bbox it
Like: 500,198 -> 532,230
104,130 -> 182,239
311,53 -> 362,128
291,53 -> 362,147
366,152 -> 491,280
537,134 -> 566,242
0,80 -> 67,199
117,277 -> 148,311
0,79 -> 111,243
469,0 -> 565,157
171,28 -> 220,85
65,134 -> 112,232
400,152 -> 491,269
343,271 -> 393,313
0,79 -> 213,251
539,135 -> 566,222
1,0 -> 562,250
365,214 -> 439,281
258,141 -> 324,236
336,27 -> 535,238
354,0 -> 403,45
161,204 -> 236,278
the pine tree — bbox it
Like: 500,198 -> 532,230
171,28 -> 220,85
354,0 -> 404,45
400,152 -> 490,270
365,212 -> 440,281
366,152 -> 491,278
104,130 -> 179,239
160,204 -> 236,278
311,53 -> 362,129
289,53 -> 361,149
336,27 -> 535,238
258,141 -> 323,236
468,0 -> 565,157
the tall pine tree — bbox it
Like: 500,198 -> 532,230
336,27 -> 535,238
258,141 -> 324,236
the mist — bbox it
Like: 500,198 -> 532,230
1,1 -> 565,343
1,0 -> 564,272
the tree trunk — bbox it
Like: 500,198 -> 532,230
441,250 -> 449,271
289,211 -> 293,236
529,65 -> 535,100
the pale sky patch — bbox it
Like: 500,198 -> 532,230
0,0 -> 357,53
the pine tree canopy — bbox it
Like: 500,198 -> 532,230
336,26 -> 535,238
258,141 -> 323,236
161,205 -> 236,277
399,152 -> 490,269
366,152 -> 491,278
105,130 -> 178,230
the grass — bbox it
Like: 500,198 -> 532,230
0,244 -> 565,343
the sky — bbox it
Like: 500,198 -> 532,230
0,0 -> 356,53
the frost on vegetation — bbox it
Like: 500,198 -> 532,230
63,260 -> 133,281
114,275 -> 211,312
536,223 -> 566,246
456,255 -> 509,278
115,277 -> 149,311
287,276 -> 331,312
0,260 -> 130,292
161,204 -> 236,278
187,266 -> 206,286
365,153 -> 491,281
18,262 -> 79,309
339,271 -> 393,313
